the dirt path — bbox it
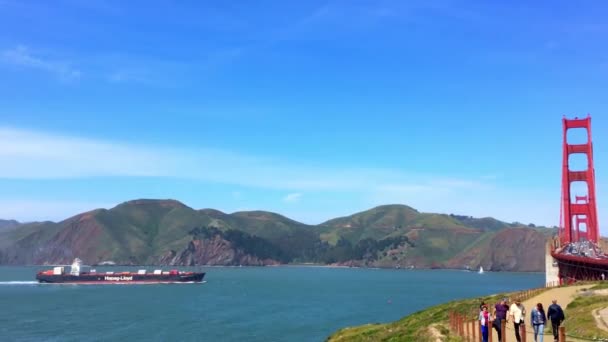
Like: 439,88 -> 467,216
594,307 -> 608,333
427,324 -> 445,342
489,285 -> 586,342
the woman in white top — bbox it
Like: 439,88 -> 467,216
478,305 -> 492,342
509,299 -> 525,342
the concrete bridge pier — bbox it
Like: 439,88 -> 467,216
546,238 -> 559,285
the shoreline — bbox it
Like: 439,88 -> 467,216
0,263 -> 545,273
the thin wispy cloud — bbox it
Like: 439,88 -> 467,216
0,127 -> 489,196
283,193 -> 302,203
97,53 -> 191,86
1,46 -> 189,86
1,45 -> 81,81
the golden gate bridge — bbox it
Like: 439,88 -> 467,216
550,115 -> 608,283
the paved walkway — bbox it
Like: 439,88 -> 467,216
486,285 -> 587,342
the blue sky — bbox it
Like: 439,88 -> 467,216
1,1 -> 608,232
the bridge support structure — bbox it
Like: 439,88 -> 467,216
550,115 -> 608,284
560,115 -> 599,244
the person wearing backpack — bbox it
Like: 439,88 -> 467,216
547,299 -> 565,342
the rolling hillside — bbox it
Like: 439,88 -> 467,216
315,204 -> 553,269
0,200 -> 553,271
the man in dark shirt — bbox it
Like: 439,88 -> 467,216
493,298 -> 509,342
547,299 -> 565,342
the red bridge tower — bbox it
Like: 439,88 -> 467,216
560,115 -> 600,244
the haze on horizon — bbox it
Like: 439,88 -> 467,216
1,1 -> 608,233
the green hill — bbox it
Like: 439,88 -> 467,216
0,200 -> 552,270
314,204 -> 546,269
0,219 -> 20,233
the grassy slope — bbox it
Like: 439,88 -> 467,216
318,205 -> 420,244
329,282 -> 608,342
560,283 -> 608,339
328,292 -> 509,342
318,205 -> 493,266
90,201 -> 221,263
229,211 -> 315,240
0,221 -> 59,248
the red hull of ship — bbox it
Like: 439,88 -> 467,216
36,272 -> 205,284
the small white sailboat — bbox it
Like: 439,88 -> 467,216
478,266 -> 484,274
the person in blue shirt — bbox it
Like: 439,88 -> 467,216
530,303 -> 547,342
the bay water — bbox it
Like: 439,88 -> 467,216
0,266 -> 543,341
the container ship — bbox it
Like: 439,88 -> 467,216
36,258 -> 205,284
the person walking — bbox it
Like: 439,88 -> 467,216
479,305 -> 491,342
493,298 -> 509,342
509,298 -> 526,342
530,303 -> 547,342
547,299 -> 565,342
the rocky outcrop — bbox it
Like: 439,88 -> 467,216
157,235 -> 280,266
445,228 -> 548,272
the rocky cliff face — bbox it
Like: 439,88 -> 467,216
156,235 -> 280,266
445,228 -> 548,272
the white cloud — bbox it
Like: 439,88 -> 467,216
0,127 -> 167,178
0,127 -> 488,194
0,127 -> 571,228
283,193 -> 302,203
1,45 -> 81,81
0,126 -> 505,222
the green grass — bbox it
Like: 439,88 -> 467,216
406,229 -> 482,264
327,292 -> 513,342
560,283 -> 608,340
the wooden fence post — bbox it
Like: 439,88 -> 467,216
461,315 -> 465,337
472,320 -> 476,341
521,323 -> 526,342
501,319 -> 506,342
559,326 -> 565,342
450,312 -> 454,330
458,315 -> 463,337
466,318 -> 470,340
488,320 -> 493,342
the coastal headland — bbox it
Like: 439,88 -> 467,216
0,199 -> 552,271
